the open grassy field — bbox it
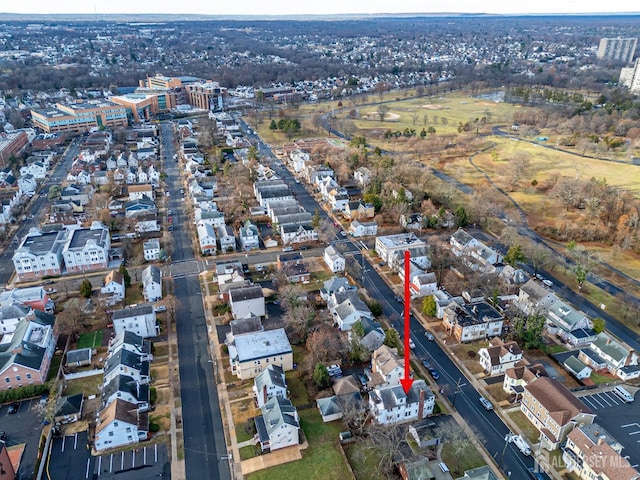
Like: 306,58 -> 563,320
76,330 -> 103,349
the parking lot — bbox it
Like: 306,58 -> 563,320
0,397 -> 47,479
48,431 -> 170,479
576,388 -> 640,468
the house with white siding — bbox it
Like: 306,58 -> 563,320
324,245 -> 345,273
479,338 -> 523,376
254,397 -> 299,452
111,304 -> 158,339
253,364 -> 287,408
94,399 -> 148,451
141,266 -> 162,302
368,380 -> 434,425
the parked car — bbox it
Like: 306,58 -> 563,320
421,359 -> 430,368
409,338 -> 416,349
427,368 -> 440,381
394,295 -> 403,303
357,373 -> 368,387
479,396 -> 494,410
154,306 -> 167,313
168,225 -> 174,231
282,246 -> 294,252
45,288 -> 57,294
425,332 -> 435,341
40,280 -> 54,285
7,402 -> 19,414
542,279 -> 553,287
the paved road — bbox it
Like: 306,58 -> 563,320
161,122 -> 230,480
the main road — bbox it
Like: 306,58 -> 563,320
161,122 -> 231,480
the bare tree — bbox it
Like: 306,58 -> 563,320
54,307 -> 83,339
363,422 -> 408,476
306,325 -> 347,364
551,177 -> 583,211
506,151 -> 531,191
524,241 -> 552,277
377,104 -> 390,123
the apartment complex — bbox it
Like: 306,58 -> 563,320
620,58 -> 640,94
0,131 -> 29,167
12,230 -> 67,281
31,100 -> 128,133
597,37 -> 637,63
62,224 -> 111,273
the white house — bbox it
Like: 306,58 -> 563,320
20,161 -> 47,180
13,229 -> 66,281
141,265 -> 162,302
371,345 -> 406,388
228,328 -> 294,380
217,224 -> 236,253
478,338 -> 523,376
228,285 -> 265,320
102,374 -> 150,412
563,356 -> 593,380
368,380 -> 435,425
253,364 -> 287,408
349,220 -> 378,237
62,222 -> 111,274
128,184 -> 154,202
254,397 -> 299,452
280,223 -> 318,245
354,167 -> 370,186
111,304 -> 158,339
143,238 -> 160,261
328,290 -> 373,331
239,221 -> 260,251
411,272 -> 438,298
375,233 -> 427,266
196,221 -> 217,254
324,245 -> 345,273
100,270 -> 126,303
18,174 -> 38,196
94,399 -> 148,452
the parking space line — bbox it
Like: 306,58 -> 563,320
602,391 -> 620,405
132,449 -> 136,468
622,423 -> 640,428
85,458 -> 91,479
121,451 -> 125,470
97,456 -> 102,476
595,393 -> 612,407
155,443 -> 158,462
586,395 -> 604,408
74,432 -> 78,449
143,446 -> 147,465
628,431 -> 640,436
110,453 -> 113,472
581,396 -> 599,409
61,436 -> 66,452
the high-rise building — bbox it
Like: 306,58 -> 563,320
620,58 -> 640,94
597,37 -> 637,63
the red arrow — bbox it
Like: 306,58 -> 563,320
400,249 -> 414,394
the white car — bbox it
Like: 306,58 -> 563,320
154,306 -> 167,313
409,338 -> 416,349
542,279 -> 553,287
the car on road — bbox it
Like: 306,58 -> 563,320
479,396 -> 494,410
535,273 -> 544,281
542,279 -> 553,287
0,431 -> 6,441
427,368 -> 440,381
421,359 -> 430,368
45,288 -> 57,294
282,246 -> 294,252
7,402 -> 19,414
425,332 -> 435,341
409,338 -> 416,349
167,210 -> 172,215
299,245 -> 310,250
168,225 -> 174,231
166,191 -> 170,196
40,280 -> 54,285
394,295 -> 403,303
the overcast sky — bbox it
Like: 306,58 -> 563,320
5,0 -> 639,15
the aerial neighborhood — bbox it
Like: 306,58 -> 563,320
0,13 -> 640,480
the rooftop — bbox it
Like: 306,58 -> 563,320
232,328 -> 292,363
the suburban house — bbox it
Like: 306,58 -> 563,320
54,393 -> 85,425
478,338 -> 523,376
0,304 -> 29,335
217,224 -> 236,253
128,183 -> 154,201
143,238 -> 161,261
196,221 -> 217,254
0,285 -> 54,314
349,220 -> 378,237
108,331 -> 153,361
103,348 -> 150,386
228,328 -> 293,380
0,435 -> 16,479
65,348 -> 92,368
254,397 -> 300,452
141,265 -> 163,302
280,223 -> 317,245
375,233 -> 427,267
0,310 -> 57,391
328,290 -> 373,331
282,262 -> 310,283
368,379 -> 435,425
320,276 -> 356,301
443,301 -> 504,343
239,221 -> 260,251
253,364 -> 288,408
563,356 -> 593,380
370,345 -> 406,388
316,391 -> 363,423
324,245 -> 345,273
544,299 -> 592,342
12,229 -> 66,281
563,423 -> 640,480
515,279 -> 557,316
228,285 -> 265,320
94,399 -> 149,452
353,167 -> 371,186
102,374 -> 150,412
589,332 -> 636,377
344,200 -> 375,220
410,272 -> 438,298
503,363 -> 549,395
62,222 -> 111,273
355,317 -> 386,352
100,270 -> 126,304
521,376 -> 595,450
111,304 -> 158,339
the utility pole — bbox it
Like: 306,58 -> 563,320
451,377 -> 467,409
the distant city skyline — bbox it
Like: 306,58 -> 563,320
3,0 -> 639,16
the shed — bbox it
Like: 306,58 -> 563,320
65,348 -> 93,367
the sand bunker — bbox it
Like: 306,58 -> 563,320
364,112 -> 401,121
422,104 -> 444,110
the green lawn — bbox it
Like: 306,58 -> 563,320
440,444 -> 485,477
76,330 -> 103,349
344,442 -> 385,480
507,410 -> 541,443
63,373 -> 103,396
545,345 -> 568,355
589,372 -> 613,384
285,372 -> 310,405
246,409 -> 350,480
46,354 -> 63,382
240,445 -> 259,461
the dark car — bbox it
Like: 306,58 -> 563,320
357,373 -> 368,387
7,402 -> 19,414
427,368 -> 440,381
421,359 -> 430,368
40,280 -> 54,285
394,295 -> 403,303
